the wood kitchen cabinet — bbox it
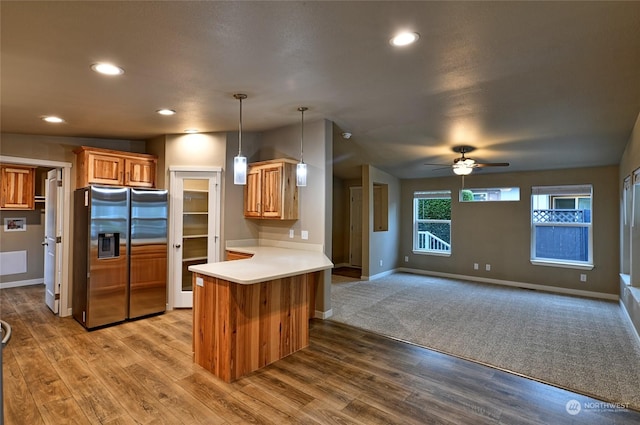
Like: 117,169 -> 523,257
0,164 -> 36,210
74,146 -> 157,188
244,159 -> 298,220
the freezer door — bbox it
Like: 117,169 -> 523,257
87,186 -> 129,328
129,189 -> 168,318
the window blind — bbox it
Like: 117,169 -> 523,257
531,185 -> 592,196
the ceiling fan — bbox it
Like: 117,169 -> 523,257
424,146 -> 509,175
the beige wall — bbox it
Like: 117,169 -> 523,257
0,209 -> 44,285
366,165 -> 401,278
253,119 -> 330,247
401,166 -> 620,295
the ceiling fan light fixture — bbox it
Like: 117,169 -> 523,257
453,163 -> 473,175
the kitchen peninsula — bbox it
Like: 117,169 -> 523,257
188,242 -> 333,382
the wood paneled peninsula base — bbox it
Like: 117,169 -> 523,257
189,245 -> 332,382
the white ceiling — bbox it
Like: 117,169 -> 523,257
2,1 -> 639,179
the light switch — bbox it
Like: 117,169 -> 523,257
196,277 -> 204,287
289,229 -> 294,238
301,230 -> 309,240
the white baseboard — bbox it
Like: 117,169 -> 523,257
333,262 -> 351,269
397,267 -> 619,301
365,269 -> 396,281
315,309 -> 333,319
619,300 -> 640,349
0,278 -> 44,289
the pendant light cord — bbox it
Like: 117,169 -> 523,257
298,107 -> 307,163
234,94 -> 247,156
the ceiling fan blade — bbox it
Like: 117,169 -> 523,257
475,162 -> 509,168
423,163 -> 451,167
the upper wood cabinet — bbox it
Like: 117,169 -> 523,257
244,159 -> 298,220
0,164 -> 36,210
74,146 -> 157,188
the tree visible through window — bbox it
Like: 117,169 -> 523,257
413,191 -> 451,254
531,185 -> 592,266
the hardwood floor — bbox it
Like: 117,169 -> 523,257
2,284 -> 639,424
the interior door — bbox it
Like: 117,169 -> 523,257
44,168 -> 61,313
169,170 -> 221,308
350,186 -> 363,268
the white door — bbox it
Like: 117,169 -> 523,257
169,169 -> 221,308
349,186 -> 363,268
44,169 -> 61,313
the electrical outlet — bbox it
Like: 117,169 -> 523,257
474,263 -> 479,270
379,260 -> 383,267
485,264 -> 491,271
404,256 -> 409,262
580,274 -> 587,282
301,230 -> 309,240
289,229 -> 294,238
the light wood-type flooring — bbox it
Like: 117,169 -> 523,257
2,284 -> 639,424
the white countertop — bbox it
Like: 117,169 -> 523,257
188,246 -> 333,284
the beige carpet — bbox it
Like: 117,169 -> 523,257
330,272 -> 640,411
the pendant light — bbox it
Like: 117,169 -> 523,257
296,106 -> 308,187
233,93 -> 248,185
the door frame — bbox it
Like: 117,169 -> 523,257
349,186 -> 363,268
0,155 -> 72,316
168,166 -> 222,310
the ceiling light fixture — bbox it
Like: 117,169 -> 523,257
452,162 -> 473,176
296,107 -> 308,187
42,116 -> 65,123
184,129 -> 199,134
156,109 -> 176,116
341,132 -> 352,140
233,93 -> 248,185
390,32 -> 420,47
90,62 -> 124,76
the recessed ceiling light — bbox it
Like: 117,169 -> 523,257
42,116 -> 65,123
91,62 -> 124,76
156,109 -> 176,116
390,32 -> 420,47
184,129 -> 199,134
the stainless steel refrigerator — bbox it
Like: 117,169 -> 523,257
73,186 -> 168,329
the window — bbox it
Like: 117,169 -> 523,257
531,185 -> 592,268
413,191 -> 451,255
460,187 -> 520,202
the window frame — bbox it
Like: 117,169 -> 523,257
412,190 -> 452,256
530,185 -> 593,270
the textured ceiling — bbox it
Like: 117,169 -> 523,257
2,1 -> 639,179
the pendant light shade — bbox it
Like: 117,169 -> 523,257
296,107 -> 308,187
233,93 -> 248,185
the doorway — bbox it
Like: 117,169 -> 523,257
0,155 -> 72,316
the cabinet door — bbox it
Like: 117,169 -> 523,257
1,165 -> 35,209
86,152 -> 124,186
125,157 -> 156,188
261,164 -> 283,218
244,166 -> 263,218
